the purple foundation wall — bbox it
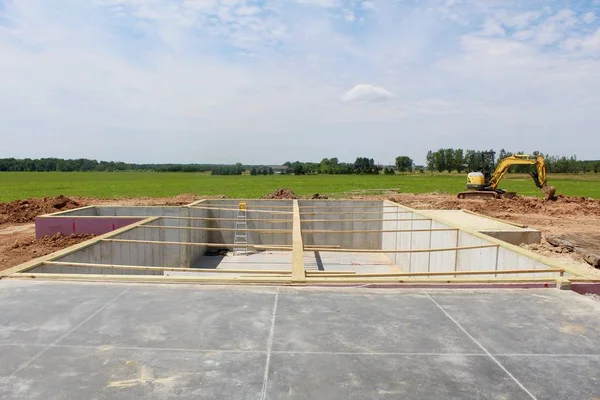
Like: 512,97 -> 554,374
571,283 -> 600,296
35,217 -> 144,238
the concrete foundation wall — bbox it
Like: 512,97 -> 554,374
381,201 -> 559,278
299,200 -> 383,249
196,200 -> 293,247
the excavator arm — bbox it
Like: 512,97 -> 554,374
487,155 -> 555,199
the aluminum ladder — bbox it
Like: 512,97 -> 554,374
233,202 -> 248,255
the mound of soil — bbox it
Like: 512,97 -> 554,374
1,233 -> 95,271
311,193 -> 329,199
0,195 -> 83,224
261,188 -> 299,199
388,194 -> 600,217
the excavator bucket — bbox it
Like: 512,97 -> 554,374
541,185 -> 556,200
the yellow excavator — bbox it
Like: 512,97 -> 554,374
457,152 -> 556,200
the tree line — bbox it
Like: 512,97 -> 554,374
425,149 -> 600,174
1,152 -> 598,174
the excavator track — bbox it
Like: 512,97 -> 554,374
457,191 -> 500,200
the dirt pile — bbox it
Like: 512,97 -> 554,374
388,194 -> 600,217
1,233 -> 94,271
0,195 -> 83,224
311,193 -> 329,199
261,188 -> 299,199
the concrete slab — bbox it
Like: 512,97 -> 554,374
421,210 -> 541,245
271,290 -> 481,354
1,281 -> 600,399
304,251 -> 396,273
267,353 -> 530,400
60,285 -> 277,351
429,290 -> 600,354
0,346 -> 264,400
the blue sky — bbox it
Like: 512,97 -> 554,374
1,0 -> 599,164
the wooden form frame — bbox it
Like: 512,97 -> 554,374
2,198 -> 595,287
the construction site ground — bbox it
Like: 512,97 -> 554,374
1,282 -> 599,399
1,192 -> 600,276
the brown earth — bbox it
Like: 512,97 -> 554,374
0,231 -> 94,271
261,188 -> 299,199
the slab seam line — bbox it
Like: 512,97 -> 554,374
0,342 -> 598,358
423,290 -> 538,400
261,287 -> 279,400
0,287 -> 131,385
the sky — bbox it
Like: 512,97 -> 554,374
0,0 -> 599,165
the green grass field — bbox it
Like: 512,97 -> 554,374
1,172 -> 600,202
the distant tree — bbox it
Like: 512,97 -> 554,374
443,149 -> 455,173
434,150 -> 446,172
292,163 -> 305,175
454,149 -> 465,173
383,167 -> 395,175
395,156 -> 413,172
414,165 -> 425,173
268,167 -> 274,175
425,151 -> 435,173
250,167 -> 257,176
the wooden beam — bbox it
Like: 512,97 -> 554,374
100,239 -> 497,254
101,239 -> 293,250
290,244 -> 499,254
42,261 -> 292,274
139,226 -> 292,234
160,216 -> 292,223
199,204 -> 292,209
254,244 -> 341,249
300,218 -> 431,223
304,276 -> 560,284
190,206 -> 292,215
7,273 -> 560,285
9,273 -> 292,284
302,228 -> 458,234
299,205 -> 403,210
300,211 -> 411,215
299,268 -> 564,278
292,200 -> 306,283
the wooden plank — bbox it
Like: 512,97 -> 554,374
8,273 -> 559,285
301,218 -> 431,223
304,276 -> 559,284
9,273 -> 292,284
100,239 -> 497,254
102,239 -> 292,250
302,228 -> 458,234
292,200 -> 306,282
300,211 -> 410,215
289,244 -> 499,254
160,216 -> 292,223
299,268 -> 564,278
42,261 -> 292,274
140,226 -> 292,233
189,206 -> 292,215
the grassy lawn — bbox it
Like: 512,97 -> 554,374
1,172 -> 600,202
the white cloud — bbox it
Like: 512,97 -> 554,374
361,1 -> 376,12
341,84 -> 395,103
344,10 -> 355,22
501,11 -> 541,29
581,12 -> 596,24
480,19 -> 505,37
295,0 -> 338,7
